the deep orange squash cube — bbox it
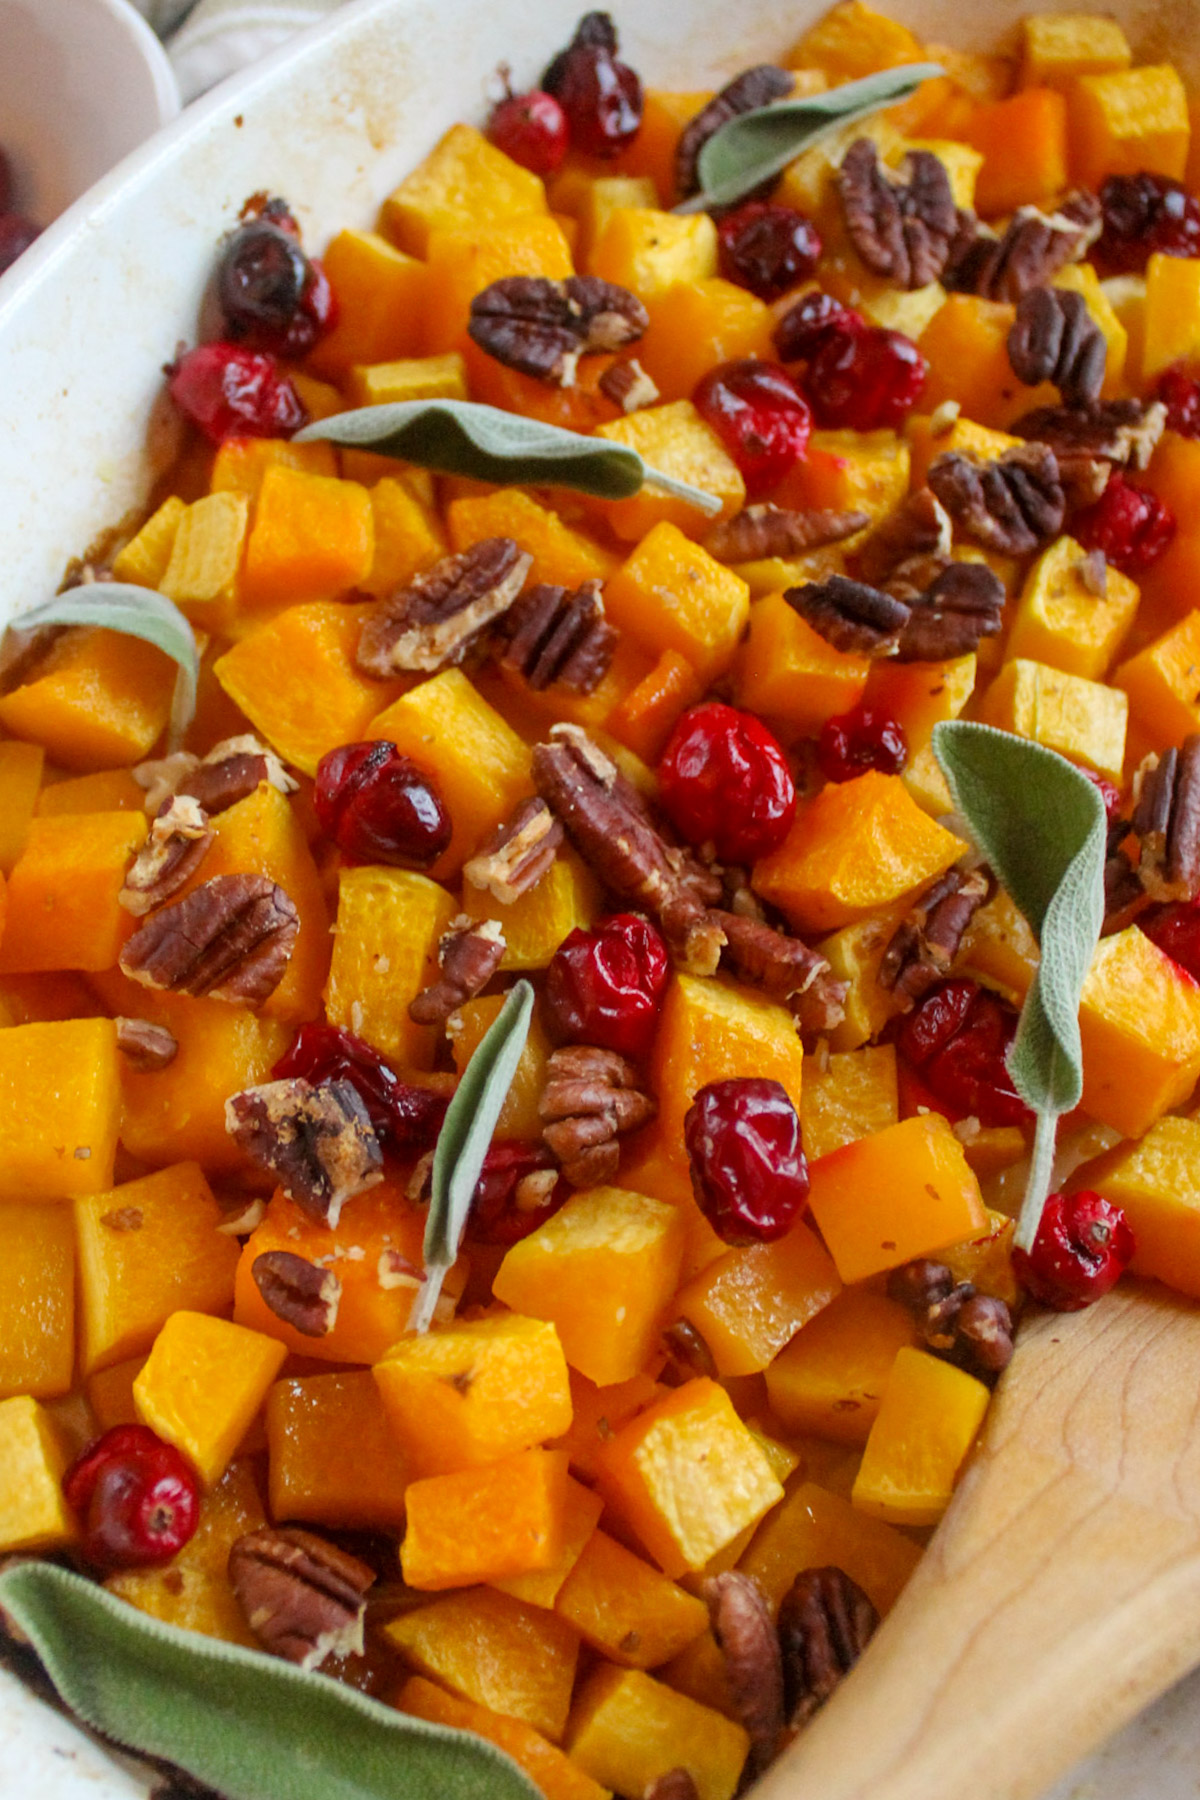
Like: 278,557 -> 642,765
0,1396 -> 78,1554
554,1527 -> 708,1668
423,214 -> 574,356
567,1664 -> 747,1800
1068,63 -> 1190,188
402,1448 -> 571,1590
0,811 -> 145,973
267,1369 -> 411,1530
0,741 -> 44,874
240,466 -> 374,609
134,1311 -> 287,1486
739,1479 -> 921,1616
964,87 -> 1068,214
764,1287 -> 917,1445
324,865 -> 456,1066
446,488 -> 615,590
394,1676 -> 609,1800
638,279 -> 773,402
588,402 -> 745,541
0,1017 -> 121,1199
674,1221 -> 842,1378
0,1202 -> 75,1400
0,627 -> 176,771
735,591 -> 870,739
306,229 -> 428,377
603,522 -> 750,683
381,123 -> 549,257
852,1346 -> 990,1525
1078,926 -> 1200,1137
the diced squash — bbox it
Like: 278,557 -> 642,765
739,1479 -> 921,1616
1077,925 -> 1200,1137
0,811 -> 145,974
0,741 -> 44,874
446,489 -> 615,590
555,1527 -> 708,1669
240,466 -> 373,610
816,902 -> 910,1054
461,850 -> 599,972
981,658 -> 1127,779
267,1369 -> 411,1530
864,653 -> 977,757
134,1311 -> 287,1486
1006,535 -> 1139,680
800,1043 -> 899,1160
548,1368 -> 666,1483
776,428 -> 909,520
106,1460 -> 265,1647
0,626 -> 177,771
36,769 -> 143,816
307,229 -> 427,376
360,477 -> 447,598
941,1208 -> 1021,1306
608,648 -> 704,763
958,887 -> 1040,1004
964,87 -> 1068,214
1021,14 -> 1131,89
918,296 -> 1026,427
567,1664 -> 748,1800
1086,1116 -> 1200,1298
852,1346 -> 990,1525
382,124 -> 549,257
86,1355 -> 146,1431
588,208 -> 717,300
551,170 -> 658,251
638,279 -> 773,403
735,591 -> 870,740
0,1202 -> 74,1399
907,411 -> 1021,489
1142,253 -> 1200,381
496,1477 -> 606,1609
448,992 -> 551,1140
394,1676 -> 609,1800
423,214 -> 574,356
901,740 -> 954,816
209,437 -> 338,503
1068,64 -> 1190,187
1115,610 -> 1200,749
1140,437 -> 1200,634
324,864 -> 457,1066
603,522 -> 750,682
764,1288 -> 917,1445
589,402 -> 745,541
0,1017 -> 121,1198
159,491 -> 250,629
788,1 -> 922,81
402,1448 -> 570,1590
0,1396 -> 77,1553
673,1223 -> 842,1377
347,352 -> 467,409
111,496 -> 187,588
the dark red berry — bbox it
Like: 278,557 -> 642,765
717,202 -> 823,302
693,359 -> 812,499
658,701 -> 796,862
63,1425 -> 200,1570
1072,471 -> 1176,575
1072,761 -> 1123,823
273,1023 -> 447,1157
216,213 -> 337,357
773,290 -> 860,361
543,913 -> 670,1060
167,342 -> 308,443
1138,900 -> 1200,985
1158,364 -> 1200,437
1012,1189 -> 1135,1310
898,977 -> 1032,1129
487,89 -> 569,177
817,704 -> 908,783
1095,172 -> 1200,275
470,1141 -> 568,1245
542,12 -> 643,160
314,741 -> 452,868
0,212 -> 40,274
799,316 -> 927,431
685,1078 -> 810,1244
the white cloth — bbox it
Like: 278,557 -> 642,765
129,0 -> 343,103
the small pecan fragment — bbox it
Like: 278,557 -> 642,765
886,1258 -> 1015,1381
895,561 -> 1007,662
675,65 -> 794,200
468,275 -> 648,386
135,734 -> 296,817
1131,738 -> 1200,902
778,1566 -> 879,1728
540,1044 -> 657,1186
706,503 -> 870,565
643,1772 -> 700,1800
115,1016 -> 179,1072
228,1526 -> 374,1669
408,917 -> 506,1026
225,1077 -> 383,1228
853,488 -> 952,592
878,866 -> 990,1007
944,191 -> 1102,302
1008,286 -> 1106,408
837,137 -> 962,290
599,357 -> 660,413
463,797 -> 563,904
500,579 -> 617,694
1010,396 -> 1166,475
119,873 -> 299,1006
712,909 -> 847,1034
785,573 -> 910,657
704,1571 -> 785,1778
927,442 -> 1065,555
251,1250 -> 341,1338
357,538 -> 532,677
119,795 -> 214,917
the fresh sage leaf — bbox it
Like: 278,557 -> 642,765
298,401 -> 722,515
0,1561 -> 539,1800
676,63 -> 946,214
932,721 -> 1107,1251
411,978 -> 535,1333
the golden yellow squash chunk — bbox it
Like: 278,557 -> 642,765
0,1396 -> 78,1554
567,1663 -> 749,1800
1077,926 -> 1200,1138
852,1346 -> 991,1525
134,1311 -> 287,1486
981,657 -> 1127,778
0,1203 -> 74,1401
0,1017 -> 122,1199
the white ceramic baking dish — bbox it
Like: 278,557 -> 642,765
1,0 -> 1199,1793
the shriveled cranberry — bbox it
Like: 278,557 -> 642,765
542,12 -> 643,160
658,702 -> 796,862
773,289 -> 859,362
487,88 -> 569,176
799,315 -> 927,431
899,977 -> 1032,1129
1012,1189 -> 1135,1310
693,359 -> 812,499
0,212 -> 40,274
273,1023 -> 447,1157
1095,172 -> 1200,275
817,704 -> 908,783
470,1141 -> 569,1244
543,913 -> 669,1060
685,1078 -> 810,1244
314,741 -> 452,868
167,342 -> 308,443
63,1425 -> 200,1571
1072,471 -> 1176,575
216,212 -> 337,358
717,202 -> 823,301
1158,365 -> 1200,437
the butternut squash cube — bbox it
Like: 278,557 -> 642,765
1077,925 -> 1200,1136
981,657 -> 1127,778
608,648 -> 704,763
965,88 -> 1068,214
324,865 -> 456,1066
111,496 -> 186,588
588,207 -> 717,301
788,1 -> 922,81
1068,64 -> 1190,188
739,1479 -> 921,1616
0,1396 -> 77,1553
394,1676 -> 609,1800
864,653 -> 977,757
306,230 -> 428,378
1086,1116 -> 1200,1298
800,1043 -> 899,1160
0,1202 -> 74,1399
0,741 -> 43,875
0,1017 -> 121,1198
0,811 -> 145,974
590,402 -> 745,541
1142,253 -> 1200,382
265,1369 -> 408,1530
1115,609 -> 1200,748
958,888 -> 1039,1005
423,214 -> 574,356
36,769 -> 143,817
550,170 -> 658,253
853,1346 -> 990,1526
1021,14 -> 1131,89
548,1368 -> 666,1483
448,993 -> 551,1141
554,1527 -> 707,1669
159,491 -> 250,630
778,428 -> 909,520
735,591 -> 869,741
446,488 -> 615,590
359,476 -> 446,599
674,1223 -> 842,1378
638,278 -> 773,403
461,851 -> 599,972
901,741 -> 954,817
209,437 -> 338,503
603,522 -> 750,683
918,296 -> 1023,428
402,1448 -> 571,1590
0,626 -> 176,771
1006,534 -> 1139,680
86,1354 -> 145,1431
567,1663 -> 748,1800
240,466 -> 374,610
135,1311 -> 287,1486
347,352 -> 467,410
907,411 -> 1021,489
382,123 -> 549,257
495,1475 -> 605,1609
764,1288 -> 917,1446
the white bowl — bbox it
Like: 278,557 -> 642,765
0,0 -> 1198,1794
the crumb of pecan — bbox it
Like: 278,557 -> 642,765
540,1045 -> 657,1187
500,578 -> 617,694
225,1077 -> 383,1227
408,917 -> 507,1026
778,1566 -> 879,1728
463,797 -> 563,903
357,538 -> 532,677
469,275 -> 648,386
599,357 -> 660,413
119,873 -> 299,1006
837,137 -> 962,289
878,866 -> 991,1007
927,442 -> 1065,555
675,65 -> 794,199
251,1250 -> 341,1337
228,1526 -> 374,1669
115,1016 -> 179,1072
119,795 -> 214,917
704,1571 -> 785,1777
706,503 -> 870,565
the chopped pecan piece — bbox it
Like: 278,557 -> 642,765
134,734 -> 296,817
1131,738 -> 1200,902
599,357 -> 659,413
853,488 -> 952,591
711,910 -> 847,1034
1008,286 -> 1106,408
785,573 -> 910,657
357,538 -> 532,677
119,795 -> 214,917
643,1772 -> 700,1800
927,442 -> 1065,555
675,65 -> 794,199
704,1571 -> 785,1778
468,275 -> 648,386
944,191 -> 1102,302
540,1045 -> 657,1187
500,579 -> 617,694
887,1259 -> 1014,1381
251,1250 -> 341,1337
706,503 -> 869,564
1010,396 -> 1166,474
225,1077 -> 383,1227
119,873 -> 299,1006
115,1016 -> 179,1072
463,797 -> 563,903
895,562 -> 1007,662
878,866 -> 990,1006
408,917 -> 506,1026
837,137 -> 962,289
778,1566 -> 879,1727
228,1526 -> 374,1669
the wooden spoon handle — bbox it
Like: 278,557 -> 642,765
759,1285 -> 1200,1800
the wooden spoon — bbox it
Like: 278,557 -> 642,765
758,1281 -> 1200,1800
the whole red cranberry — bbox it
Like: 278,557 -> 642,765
487,88 -> 569,176
470,1142 -> 569,1244
1138,901 -> 1200,985
543,913 -> 669,1060
314,741 -> 452,868
0,212 -> 41,274
1158,365 -> 1200,437
773,289 -> 860,361
817,704 -> 908,783
63,1425 -> 200,1570
685,1078 -> 810,1244
658,701 -> 796,862
1012,1189 -> 1135,1310
1072,471 -> 1176,575
542,11 -> 643,160
1095,172 -> 1200,274
898,977 -> 1032,1129
167,342 -> 308,443
692,359 -> 812,498
273,1023 -> 447,1156
717,202 -> 823,302
800,316 -> 927,431
216,211 -> 337,358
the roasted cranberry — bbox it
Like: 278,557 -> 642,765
167,342 -> 308,443
817,704 -> 908,783
658,702 -> 796,862
1072,471 -> 1176,575
1158,365 -> 1200,437
1095,172 -> 1200,275
799,316 -> 927,431
693,360 -> 812,499
216,213 -> 337,358
487,88 -> 569,176
0,212 -> 40,274
543,913 -> 670,1060
63,1425 -> 200,1570
542,12 -> 643,159
773,289 -> 860,361
899,977 -> 1032,1129
685,1078 -> 810,1244
1012,1189 -> 1135,1310
314,741 -> 452,868
717,202 -> 823,302
470,1141 -> 569,1244
1073,762 -> 1123,823
273,1023 -> 447,1157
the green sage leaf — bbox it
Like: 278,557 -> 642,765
298,401 -> 722,515
0,1562 -> 539,1800
411,977 -> 535,1332
676,63 -> 947,214
932,720 -> 1107,1249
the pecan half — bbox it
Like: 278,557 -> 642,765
463,797 -> 563,903
599,357 -> 660,413
540,1044 -> 657,1186
1131,737 -> 1200,902
357,538 -> 532,677
927,443 -> 1065,555
135,734 -> 296,817
228,1526 -> 374,1670
785,573 -> 910,657
854,488 -> 952,591
1008,286 -> 1106,408
706,503 -> 870,564
704,1571 -> 785,1778
944,191 -> 1102,302
251,1250 -> 341,1337
408,917 -> 506,1026
675,65 -> 794,200
837,137 -> 961,289
895,561 -> 1007,662
712,910 -> 847,1034
1010,396 -> 1166,475
468,276 -> 648,386
225,1078 -> 383,1227
778,1566 -> 879,1728
643,1772 -> 700,1800
878,866 -> 990,1006
119,796 -> 214,917
119,873 -> 299,1005
115,1016 -> 179,1072
500,579 -> 617,694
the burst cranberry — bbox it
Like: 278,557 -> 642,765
216,211 -> 337,358
0,212 -> 40,273
899,977 -> 1032,1129
314,741 -> 452,868
658,702 -> 796,862
1095,172 -> 1200,274
685,1078 -> 810,1244
273,1023 -> 447,1156
773,289 -> 860,361
1012,1189 -> 1135,1310
693,360 -> 812,498
63,1425 -> 200,1570
543,913 -> 669,1060
799,315 -> 927,431
167,342 -> 308,443
1072,471 -> 1176,575
717,202 -> 823,302
542,12 -> 643,159
817,704 -> 908,783
1158,365 -> 1200,437
487,88 -> 569,176
470,1142 -> 568,1244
